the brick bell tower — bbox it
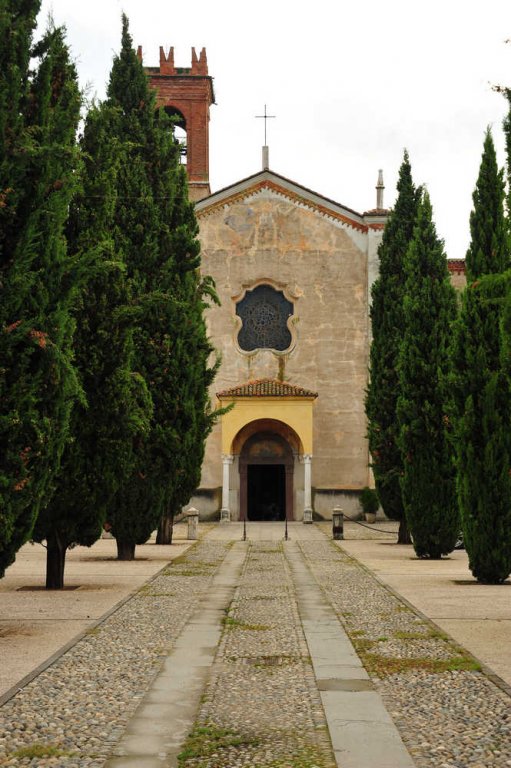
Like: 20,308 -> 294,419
138,45 -> 215,202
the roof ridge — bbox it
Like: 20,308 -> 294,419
217,377 -> 318,399
196,177 -> 368,233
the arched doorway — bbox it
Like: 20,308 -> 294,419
239,432 -> 294,521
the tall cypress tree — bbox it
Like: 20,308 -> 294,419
366,151 -> 420,544
106,16 -> 218,559
0,0 -> 40,576
503,89 -> 511,226
0,8 -> 82,576
155,175 -> 221,544
31,103 -> 152,587
397,190 -> 459,558
451,129 -> 511,583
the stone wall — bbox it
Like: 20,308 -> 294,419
197,185 -> 380,513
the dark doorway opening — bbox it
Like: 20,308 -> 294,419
247,464 -> 285,521
239,430 -> 294,522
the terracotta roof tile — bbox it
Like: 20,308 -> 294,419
363,207 -> 390,216
217,378 -> 318,399
447,259 -> 466,274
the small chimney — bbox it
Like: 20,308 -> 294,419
262,145 -> 269,170
376,169 -> 384,209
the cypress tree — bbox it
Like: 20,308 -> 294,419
451,129 -> 511,583
106,16 -> 218,559
0,0 -> 40,576
366,151 -> 420,544
97,16 -> 159,560
155,267 -> 220,544
31,103 -> 152,588
397,190 -> 459,558
465,129 -> 509,281
503,89 -> 511,224
0,9 -> 82,576
150,120 -> 223,545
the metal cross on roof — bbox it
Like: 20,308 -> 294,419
255,104 -> 276,145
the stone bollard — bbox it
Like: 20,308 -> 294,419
303,508 -> 313,524
187,507 -> 199,540
220,508 -> 231,523
332,506 -> 344,540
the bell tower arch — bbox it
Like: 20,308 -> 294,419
138,45 -> 215,201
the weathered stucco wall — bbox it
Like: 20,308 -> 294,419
197,186 -> 378,499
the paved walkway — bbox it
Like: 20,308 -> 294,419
0,522 -> 510,767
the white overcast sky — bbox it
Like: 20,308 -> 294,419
38,0 -> 511,260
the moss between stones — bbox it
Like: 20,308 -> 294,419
177,724 -> 259,763
350,635 -> 481,678
11,744 -> 76,759
221,616 -> 270,631
178,725 -> 332,768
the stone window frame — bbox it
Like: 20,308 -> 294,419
232,278 -> 299,356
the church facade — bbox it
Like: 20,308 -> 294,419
141,45 -> 464,522
195,169 -> 387,521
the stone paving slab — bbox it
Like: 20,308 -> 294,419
328,720 -> 414,768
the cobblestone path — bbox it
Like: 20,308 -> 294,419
0,540 -> 231,767
1,525 -> 511,768
179,540 -> 337,768
298,537 -> 511,768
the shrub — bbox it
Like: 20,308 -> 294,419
360,487 -> 379,516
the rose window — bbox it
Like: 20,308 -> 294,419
236,284 -> 293,352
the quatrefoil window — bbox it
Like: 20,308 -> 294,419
236,284 -> 293,352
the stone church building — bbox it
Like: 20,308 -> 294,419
141,45 -> 464,522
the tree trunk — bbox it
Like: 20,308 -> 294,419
156,511 -> 174,545
46,530 -> 67,589
116,539 -> 136,560
397,518 -> 412,545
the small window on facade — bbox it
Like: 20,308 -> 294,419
236,284 -> 293,352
